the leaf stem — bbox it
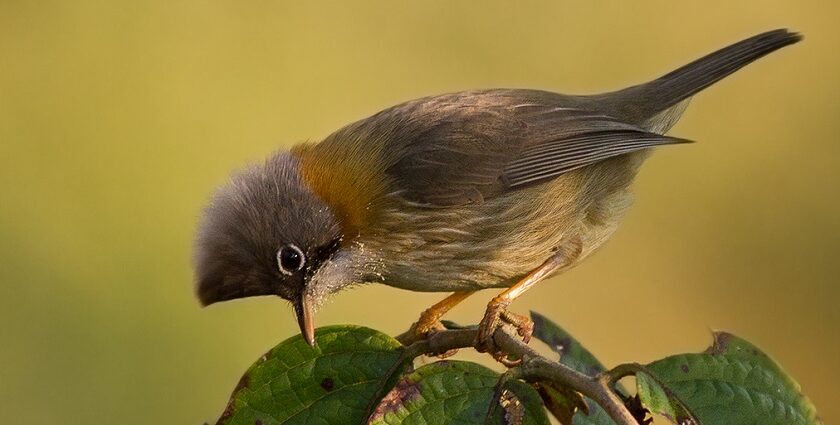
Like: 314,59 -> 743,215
606,362 -> 645,385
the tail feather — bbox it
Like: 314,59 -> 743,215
602,29 -> 802,124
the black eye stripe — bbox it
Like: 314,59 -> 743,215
312,237 -> 342,262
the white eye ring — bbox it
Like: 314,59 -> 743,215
277,244 -> 305,276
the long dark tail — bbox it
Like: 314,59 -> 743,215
600,29 -> 802,124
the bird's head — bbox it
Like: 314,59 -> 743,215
193,151 -> 345,345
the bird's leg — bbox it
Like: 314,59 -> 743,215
404,291 -> 475,356
475,237 -> 582,365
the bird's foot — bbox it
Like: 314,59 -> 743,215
403,312 -> 458,358
474,300 -> 534,366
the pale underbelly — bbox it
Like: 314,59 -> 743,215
371,153 -> 644,293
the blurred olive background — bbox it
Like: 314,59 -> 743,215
1,1 -> 838,424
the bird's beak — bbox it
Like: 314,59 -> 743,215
294,293 -> 316,346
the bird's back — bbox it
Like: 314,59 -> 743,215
293,29 -> 801,291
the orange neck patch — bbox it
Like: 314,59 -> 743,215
292,140 -> 390,238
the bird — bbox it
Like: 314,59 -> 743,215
194,29 -> 801,359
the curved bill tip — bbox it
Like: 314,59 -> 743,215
295,294 -> 316,347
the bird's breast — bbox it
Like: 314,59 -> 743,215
357,153 -> 644,292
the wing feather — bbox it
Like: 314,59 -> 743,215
374,90 -> 688,206
504,130 -> 690,187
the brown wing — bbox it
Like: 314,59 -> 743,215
373,89 -> 688,206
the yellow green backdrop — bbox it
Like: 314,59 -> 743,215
1,1 -> 837,423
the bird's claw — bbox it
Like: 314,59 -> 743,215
474,300 -> 533,366
406,315 -> 458,358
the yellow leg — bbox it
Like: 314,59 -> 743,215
398,291 -> 475,354
475,237 -> 582,362
414,291 -> 475,335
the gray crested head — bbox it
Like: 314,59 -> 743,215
193,151 -> 342,312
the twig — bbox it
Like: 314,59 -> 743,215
606,362 -> 646,385
397,325 -> 639,425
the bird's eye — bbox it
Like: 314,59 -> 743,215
277,244 -> 305,275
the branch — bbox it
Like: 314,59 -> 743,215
397,325 -> 639,425
607,362 -> 646,385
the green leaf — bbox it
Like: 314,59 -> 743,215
216,325 -> 412,425
571,406 -> 619,425
635,371 -> 699,424
368,360 -> 550,425
530,311 -> 621,425
533,382 -> 587,425
531,311 -> 606,378
638,331 -> 822,425
490,379 -> 554,425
